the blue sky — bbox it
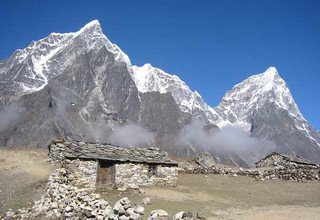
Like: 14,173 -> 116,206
0,0 -> 319,130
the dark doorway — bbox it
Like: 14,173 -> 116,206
97,160 -> 115,186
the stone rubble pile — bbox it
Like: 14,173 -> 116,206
110,197 -> 145,220
1,169 -> 144,220
2,167 -> 204,220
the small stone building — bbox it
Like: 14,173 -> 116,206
48,139 -> 178,190
255,152 -> 320,181
255,152 -> 318,168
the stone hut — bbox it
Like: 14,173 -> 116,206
255,152 -> 318,168
255,152 -> 320,181
48,139 -> 178,190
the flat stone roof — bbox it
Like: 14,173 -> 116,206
49,139 -> 178,166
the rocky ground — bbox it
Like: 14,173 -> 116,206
1,148 -> 320,219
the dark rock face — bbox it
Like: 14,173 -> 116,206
250,103 -> 320,163
0,48 -> 140,146
139,92 -> 183,136
138,91 -> 193,155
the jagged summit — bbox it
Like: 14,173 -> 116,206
73,19 -> 104,38
131,63 -> 217,123
264,66 -> 278,75
81,19 -> 101,29
232,67 -> 283,93
214,67 -> 303,130
256,66 -> 282,84
132,63 -> 195,113
0,20 -> 130,97
49,20 -> 102,37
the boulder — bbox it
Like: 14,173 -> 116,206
142,197 -> 151,205
195,152 -> 215,168
148,209 -> 168,220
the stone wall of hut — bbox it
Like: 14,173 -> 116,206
114,163 -> 178,189
48,140 -> 179,190
68,160 -> 98,189
256,154 -> 286,167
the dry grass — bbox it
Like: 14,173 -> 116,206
211,206 -> 320,220
0,147 -> 53,215
0,148 -> 319,219
101,173 -> 320,219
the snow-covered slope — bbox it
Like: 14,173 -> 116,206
131,63 -> 218,124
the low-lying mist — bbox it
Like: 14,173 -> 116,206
176,119 -> 276,157
85,121 -> 155,147
0,103 -> 24,132
109,123 -> 155,147
85,117 -> 275,167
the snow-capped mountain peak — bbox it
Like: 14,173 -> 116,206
264,66 -> 278,75
213,67 -> 305,130
1,19 -> 320,165
77,19 -> 102,33
131,63 -> 219,124
0,20 -> 131,97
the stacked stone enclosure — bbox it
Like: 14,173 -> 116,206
48,139 -> 178,190
255,152 -> 320,181
255,152 -> 318,168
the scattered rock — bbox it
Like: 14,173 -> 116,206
134,205 -> 145,215
173,211 -> 206,220
117,186 -> 128,192
148,209 -> 168,220
142,197 -> 151,205
0,168 -> 145,220
127,183 -> 139,190
195,152 -> 215,168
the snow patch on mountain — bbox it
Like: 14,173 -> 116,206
132,63 -> 194,112
131,63 -> 220,124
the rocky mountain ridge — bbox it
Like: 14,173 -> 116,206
132,58 -> 320,164
1,20 -> 320,166
0,20 -> 188,151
